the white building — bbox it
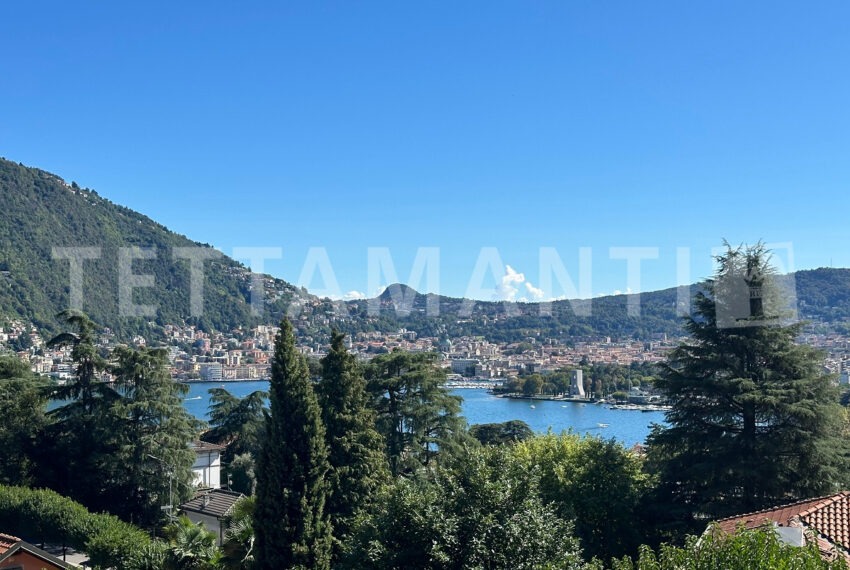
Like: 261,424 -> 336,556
191,440 -> 224,489
451,358 -> 480,376
200,363 -> 223,382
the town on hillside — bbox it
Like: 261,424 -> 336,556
5,317 -> 850,390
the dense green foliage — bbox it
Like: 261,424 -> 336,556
316,331 -> 388,560
0,484 -> 152,569
39,310 -> 119,511
511,432 -> 652,563
646,244 -> 850,533
499,362 -> 659,398
219,497 -> 256,570
202,387 -> 267,494
227,453 -> 258,496
253,319 -> 332,569
108,345 -> 201,526
345,444 -> 593,570
126,516 -> 223,570
162,516 -> 221,569
37,312 -> 199,526
0,356 -> 47,485
204,387 -> 268,461
468,420 -> 534,445
337,269 -> 850,343
612,527 -> 849,570
365,350 -> 472,477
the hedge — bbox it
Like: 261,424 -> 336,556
0,485 -> 150,568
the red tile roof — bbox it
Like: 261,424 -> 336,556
712,492 -> 850,561
0,533 -> 20,556
798,492 -> 850,551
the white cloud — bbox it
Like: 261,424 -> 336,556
496,265 -> 525,301
329,290 -> 368,301
525,281 -> 545,301
493,265 -> 547,302
596,287 -> 633,298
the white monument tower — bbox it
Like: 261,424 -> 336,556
570,369 -> 585,398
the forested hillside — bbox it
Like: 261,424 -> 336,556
342,268 -> 850,341
0,158 -> 303,337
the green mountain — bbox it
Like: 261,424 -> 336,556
1,157 -> 849,342
342,268 -> 850,342
0,157 -> 305,337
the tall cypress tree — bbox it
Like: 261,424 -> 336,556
647,243 -> 850,529
254,319 -> 331,570
317,331 -> 388,559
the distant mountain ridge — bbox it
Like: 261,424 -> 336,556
344,268 -> 850,342
1,157 -> 849,342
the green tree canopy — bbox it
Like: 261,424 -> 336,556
469,420 -> 534,445
612,527 -> 849,570
316,330 -> 388,560
365,350 -> 471,477
204,387 -> 268,461
108,345 -> 201,527
510,432 -> 651,563
345,444 -> 592,570
253,319 -> 331,569
0,355 -> 47,485
646,243 -> 850,533
39,310 -> 119,509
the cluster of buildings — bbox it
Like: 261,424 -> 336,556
0,317 -> 674,385
5,318 -> 850,387
801,332 -> 850,385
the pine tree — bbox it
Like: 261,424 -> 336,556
647,243 -> 850,528
40,310 -> 117,509
0,355 -> 47,485
366,350 -> 471,477
316,331 -> 388,559
110,346 -> 201,527
205,387 -> 268,461
254,319 -> 331,570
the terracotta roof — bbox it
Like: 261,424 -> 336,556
712,492 -> 850,561
180,488 -> 244,519
0,533 -> 20,556
798,492 -> 850,551
714,494 -> 843,534
0,533 -> 75,569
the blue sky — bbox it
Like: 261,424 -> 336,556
2,2 -> 849,300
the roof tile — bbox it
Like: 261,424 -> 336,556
712,492 -> 850,561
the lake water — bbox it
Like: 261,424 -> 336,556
182,381 -> 665,447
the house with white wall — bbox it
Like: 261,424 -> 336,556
191,440 -> 224,489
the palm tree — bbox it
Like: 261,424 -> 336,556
164,517 -> 220,569
219,495 -> 255,569
126,541 -> 169,570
